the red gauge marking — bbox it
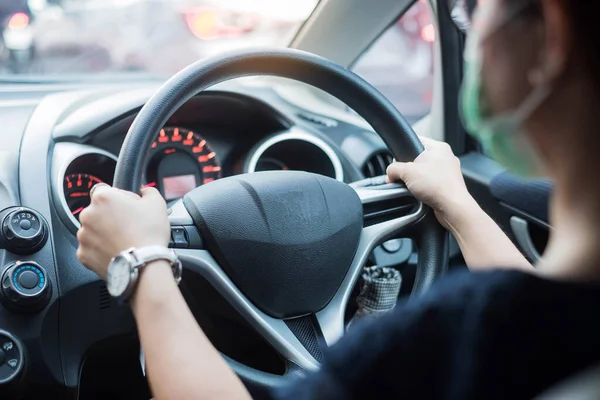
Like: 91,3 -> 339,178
192,140 -> 206,153
69,192 -> 89,198
143,182 -> 157,188
203,166 -> 221,173
197,152 -> 216,163
165,148 -> 176,155
152,142 -> 157,148
72,207 -> 85,216
172,128 -> 182,142
158,129 -> 169,143
183,131 -> 195,146
66,177 -> 73,189
203,178 -> 214,184
77,174 -> 82,187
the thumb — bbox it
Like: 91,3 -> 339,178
386,161 -> 415,183
141,187 -> 167,207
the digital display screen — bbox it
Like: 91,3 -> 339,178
163,175 -> 197,200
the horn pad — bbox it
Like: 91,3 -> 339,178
183,171 -> 363,318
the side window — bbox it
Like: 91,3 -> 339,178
352,0 -> 434,124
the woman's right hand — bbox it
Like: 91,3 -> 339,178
386,136 -> 478,232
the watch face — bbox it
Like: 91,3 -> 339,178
107,256 -> 131,297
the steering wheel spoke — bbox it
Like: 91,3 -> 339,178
316,182 -> 425,345
175,247 -> 320,371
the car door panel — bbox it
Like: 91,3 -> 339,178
460,152 -> 551,262
490,172 -> 552,222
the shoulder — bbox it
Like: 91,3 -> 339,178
273,270 -> 600,399
383,268 -> 537,331
272,270 -> 536,399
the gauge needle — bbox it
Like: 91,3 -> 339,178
72,207 -> 84,216
143,182 -> 157,188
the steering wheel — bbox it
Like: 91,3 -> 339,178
113,48 -> 448,392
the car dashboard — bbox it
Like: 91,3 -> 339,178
0,78 -> 412,398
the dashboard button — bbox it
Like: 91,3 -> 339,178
171,227 -> 188,249
17,270 -> 38,290
382,239 -> 403,253
1,208 -> 48,255
0,331 -> 24,385
18,220 -> 31,231
1,262 -> 50,313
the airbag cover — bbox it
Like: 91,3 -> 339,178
183,171 -> 363,318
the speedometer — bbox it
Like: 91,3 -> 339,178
145,127 -> 221,200
64,173 -> 104,220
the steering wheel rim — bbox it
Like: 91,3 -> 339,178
113,48 -> 448,392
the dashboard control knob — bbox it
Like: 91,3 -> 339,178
0,330 -> 24,385
1,208 -> 48,255
1,262 -> 50,312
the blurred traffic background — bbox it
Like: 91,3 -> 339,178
0,0 -> 434,122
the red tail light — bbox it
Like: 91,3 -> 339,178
8,13 -> 30,30
184,7 -> 256,40
421,24 -> 435,43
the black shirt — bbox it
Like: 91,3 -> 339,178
273,269 -> 600,399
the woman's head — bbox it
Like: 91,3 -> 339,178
462,0 -> 600,179
475,0 -> 598,112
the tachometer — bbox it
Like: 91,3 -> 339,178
63,173 -> 104,220
145,127 -> 221,200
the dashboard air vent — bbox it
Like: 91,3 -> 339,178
362,151 -> 393,178
99,285 -> 111,310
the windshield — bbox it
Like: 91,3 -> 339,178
0,0 -> 319,79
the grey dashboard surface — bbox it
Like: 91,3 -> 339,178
0,104 -> 35,210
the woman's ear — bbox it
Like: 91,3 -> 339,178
537,0 -> 571,83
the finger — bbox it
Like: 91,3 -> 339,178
141,186 -> 164,201
114,188 -> 142,200
386,161 -> 414,183
417,135 -> 439,149
141,187 -> 168,208
89,182 -> 110,199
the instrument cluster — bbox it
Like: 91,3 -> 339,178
61,126 -> 221,221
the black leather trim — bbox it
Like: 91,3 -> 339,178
224,355 -> 306,399
410,210 -> 450,298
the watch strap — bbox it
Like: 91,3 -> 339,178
130,246 -> 182,284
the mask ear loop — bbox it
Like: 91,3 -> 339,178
512,83 -> 552,122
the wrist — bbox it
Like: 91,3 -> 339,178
443,195 -> 484,235
130,260 -> 178,313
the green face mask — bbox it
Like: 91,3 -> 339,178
459,7 -> 549,178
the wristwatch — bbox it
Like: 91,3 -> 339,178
106,246 -> 182,301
